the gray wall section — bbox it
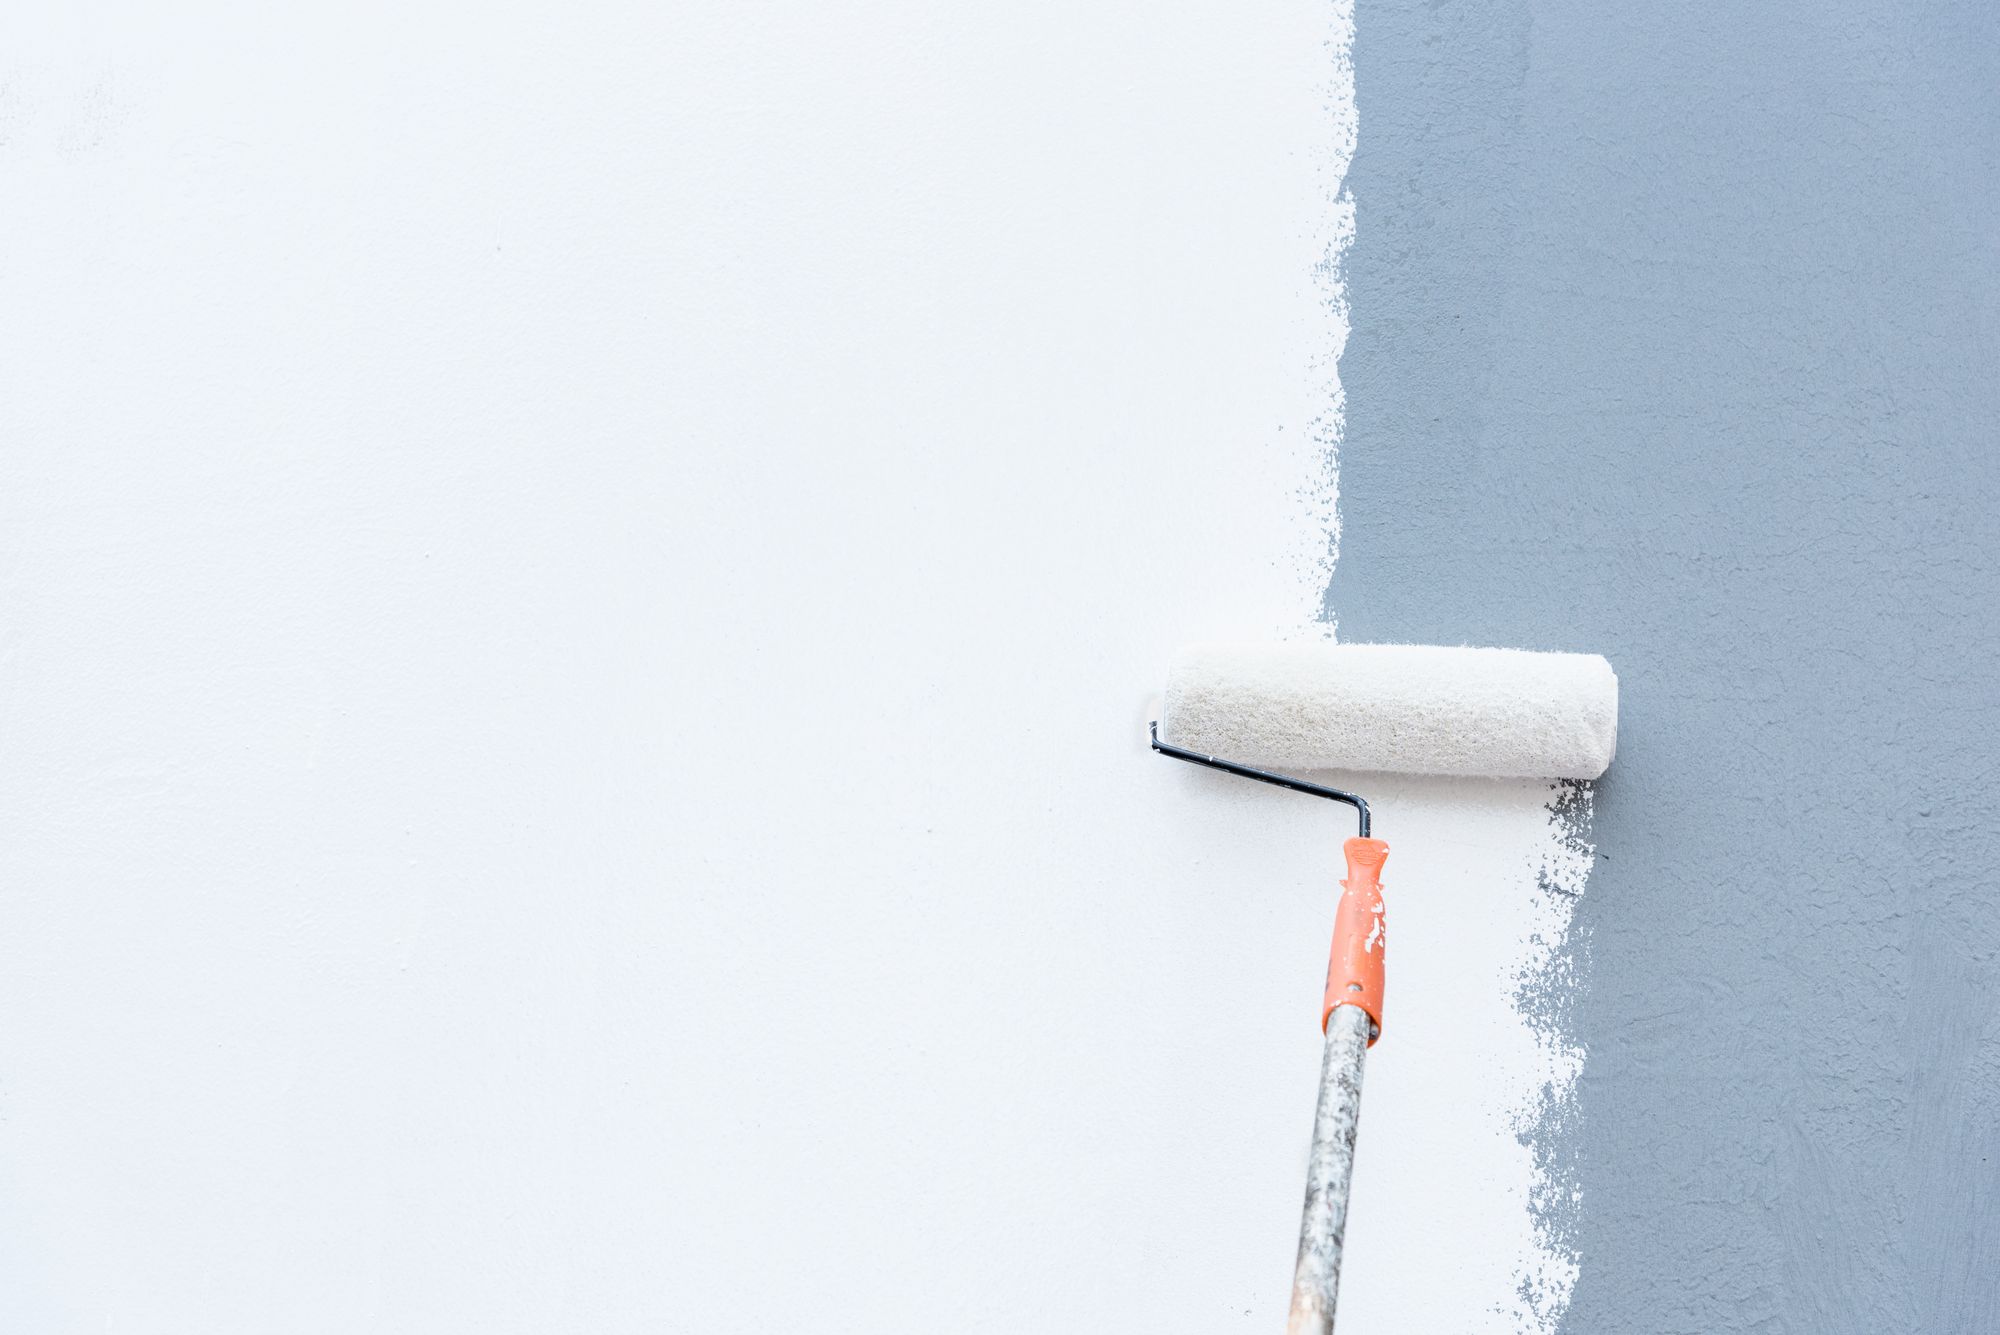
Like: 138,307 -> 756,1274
1329,3 -> 2000,1330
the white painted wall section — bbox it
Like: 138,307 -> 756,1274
1,2 -> 1581,1330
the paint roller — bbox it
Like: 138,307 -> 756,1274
1150,641 -> 1617,1335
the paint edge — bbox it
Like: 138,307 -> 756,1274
1509,779 -> 1594,1330
1295,0 -> 1356,639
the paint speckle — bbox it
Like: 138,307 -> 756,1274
1512,779 -> 1594,1330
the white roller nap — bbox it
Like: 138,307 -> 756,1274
1162,642 -> 1617,780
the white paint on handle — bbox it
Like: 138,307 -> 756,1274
1289,1003 -> 1373,1335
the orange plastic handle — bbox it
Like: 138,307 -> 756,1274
1321,837 -> 1389,1044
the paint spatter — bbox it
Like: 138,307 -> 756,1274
1511,779 -> 1594,1330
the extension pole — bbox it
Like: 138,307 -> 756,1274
1286,1002 -> 1370,1335
1288,837 -> 1389,1335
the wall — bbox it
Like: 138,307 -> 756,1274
1333,2 -> 2000,1331
15,2 -> 1969,1331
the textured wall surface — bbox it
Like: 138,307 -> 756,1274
1330,2 -> 2000,1330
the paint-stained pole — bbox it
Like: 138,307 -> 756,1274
1287,1003 -> 1371,1335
